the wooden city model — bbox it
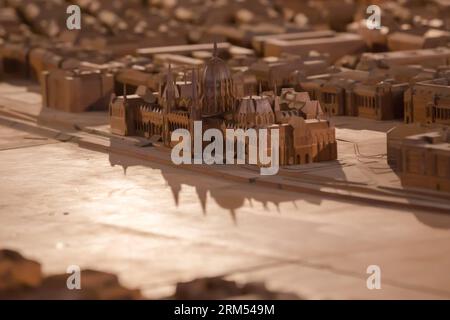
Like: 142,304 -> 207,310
110,43 -> 337,167
0,0 -> 450,192
1,0 -> 450,301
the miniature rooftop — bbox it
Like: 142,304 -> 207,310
404,129 -> 450,150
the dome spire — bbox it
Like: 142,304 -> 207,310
213,41 -> 218,57
201,41 -> 234,116
168,63 -> 172,77
191,68 -> 200,120
165,63 -> 176,113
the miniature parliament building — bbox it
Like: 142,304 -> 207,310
110,44 -> 337,166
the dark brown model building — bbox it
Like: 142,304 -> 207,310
388,124 -> 450,193
261,31 -> 365,63
387,29 -> 450,52
300,69 -> 408,119
357,48 -> 450,71
110,44 -> 337,166
404,77 -> 450,126
42,69 -> 114,112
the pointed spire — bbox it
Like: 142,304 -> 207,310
316,101 -> 319,120
123,82 -> 127,102
259,81 -> 262,95
273,82 -> 280,112
191,68 -> 199,120
213,41 -> 218,58
192,68 -> 198,103
166,64 -> 175,91
165,63 -> 175,113
167,63 -> 173,81
213,61 -> 217,113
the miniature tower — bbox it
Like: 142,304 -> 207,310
201,41 -> 235,116
190,68 -> 201,158
213,44 -> 218,114
164,64 -> 176,114
316,101 -> 320,120
190,68 -> 201,123
122,82 -> 134,136
162,64 -> 177,146
273,83 -> 281,113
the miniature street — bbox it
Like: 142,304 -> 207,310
1,81 -> 450,299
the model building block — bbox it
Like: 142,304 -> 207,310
404,77 -> 450,125
0,41 -> 31,78
357,48 -> 450,71
387,29 -> 450,52
388,125 -> 450,192
264,32 -> 366,62
42,69 -> 114,112
300,69 -> 410,119
252,30 -> 336,55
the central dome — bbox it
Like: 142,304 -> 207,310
201,43 -> 234,117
